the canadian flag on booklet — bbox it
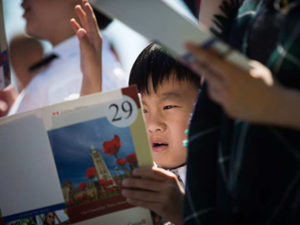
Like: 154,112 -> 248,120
0,86 -> 154,225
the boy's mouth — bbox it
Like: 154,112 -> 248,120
152,142 -> 168,153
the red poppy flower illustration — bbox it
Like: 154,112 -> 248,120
86,167 -> 97,179
79,182 -> 88,190
109,187 -> 116,192
77,193 -> 88,203
67,200 -> 75,207
126,153 -> 138,168
107,179 -> 113,185
76,195 -> 84,203
116,158 -> 126,166
99,179 -> 106,186
103,135 -> 122,156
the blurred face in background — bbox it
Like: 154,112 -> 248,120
9,34 -> 43,90
45,212 -> 55,225
21,0 -> 79,42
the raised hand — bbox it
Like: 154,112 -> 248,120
122,166 -> 184,225
70,0 -> 102,96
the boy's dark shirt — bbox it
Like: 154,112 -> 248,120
184,0 -> 300,224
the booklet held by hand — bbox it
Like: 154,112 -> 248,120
0,86 -> 154,225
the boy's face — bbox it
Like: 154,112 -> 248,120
142,76 -> 198,169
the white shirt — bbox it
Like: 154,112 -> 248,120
9,34 -> 127,115
154,162 -> 187,187
169,164 -> 187,187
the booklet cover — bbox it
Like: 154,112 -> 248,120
0,0 -> 10,90
0,86 -> 154,225
90,0 -> 251,71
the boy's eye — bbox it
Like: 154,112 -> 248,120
163,105 -> 177,110
143,109 -> 148,113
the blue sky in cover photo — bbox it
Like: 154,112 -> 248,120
47,117 -> 136,187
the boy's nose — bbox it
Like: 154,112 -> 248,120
147,114 -> 166,133
148,125 -> 162,133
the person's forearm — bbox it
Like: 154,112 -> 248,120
80,73 -> 102,96
261,86 -> 300,130
271,87 -> 300,130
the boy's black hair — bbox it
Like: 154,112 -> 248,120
129,43 -> 201,94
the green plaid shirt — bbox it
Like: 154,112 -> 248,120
184,0 -> 300,224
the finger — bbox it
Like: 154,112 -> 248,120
75,4 -> 88,29
132,167 -> 176,181
189,59 -> 227,90
121,188 -> 164,203
122,177 -> 163,192
83,1 -> 102,47
185,43 -> 224,78
207,82 -> 225,105
77,28 -> 88,39
185,42 -> 240,82
70,18 -> 87,39
70,18 -> 81,34
249,60 -> 274,85
76,28 -> 93,52
185,42 -> 220,65
84,2 -> 100,33
204,67 -> 227,86
188,60 -> 204,77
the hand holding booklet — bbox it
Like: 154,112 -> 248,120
0,86 -> 154,225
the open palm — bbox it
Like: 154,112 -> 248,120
70,0 -> 102,96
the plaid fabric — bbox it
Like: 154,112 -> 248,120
184,0 -> 300,224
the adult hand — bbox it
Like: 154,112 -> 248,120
184,42 -> 284,125
122,167 -> 184,225
70,0 -> 102,96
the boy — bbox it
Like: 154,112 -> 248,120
71,2 -> 201,224
122,43 -> 200,224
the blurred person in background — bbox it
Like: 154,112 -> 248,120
43,212 -> 55,225
9,33 -> 44,91
0,34 -> 43,117
8,0 -> 126,115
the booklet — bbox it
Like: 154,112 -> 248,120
0,86 -> 154,225
0,0 -> 10,90
90,0 -> 251,71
